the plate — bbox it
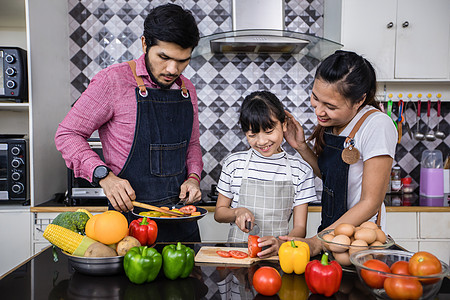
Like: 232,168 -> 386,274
62,251 -> 124,276
132,205 -> 208,223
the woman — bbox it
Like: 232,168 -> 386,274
280,50 -> 397,256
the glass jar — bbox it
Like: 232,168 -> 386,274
391,166 -> 402,193
401,176 -> 414,194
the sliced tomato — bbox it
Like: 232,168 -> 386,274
216,250 -> 232,258
248,235 -> 261,258
179,205 -> 197,214
229,250 -> 248,259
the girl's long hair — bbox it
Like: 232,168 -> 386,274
309,51 -> 380,156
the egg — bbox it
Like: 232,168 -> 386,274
334,223 -> 355,237
333,251 -> 351,266
370,241 -> 384,247
354,228 -> 377,244
322,233 -> 335,251
329,234 -> 351,253
374,228 -> 387,244
349,239 -> 368,256
360,221 -> 378,230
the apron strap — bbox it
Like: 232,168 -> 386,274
127,60 -> 148,97
180,80 -> 189,98
344,109 -> 378,145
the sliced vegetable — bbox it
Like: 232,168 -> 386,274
248,235 -> 261,258
229,250 -> 248,259
179,205 -> 197,214
216,250 -> 232,258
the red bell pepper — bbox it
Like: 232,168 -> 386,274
129,217 -> 158,246
305,252 -> 342,297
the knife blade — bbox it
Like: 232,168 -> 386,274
245,221 -> 260,235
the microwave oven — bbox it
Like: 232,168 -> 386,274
0,137 -> 28,202
0,47 -> 28,102
67,140 -> 107,204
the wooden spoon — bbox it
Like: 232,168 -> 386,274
131,201 -> 187,217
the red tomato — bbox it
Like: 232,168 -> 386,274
216,250 -> 232,258
179,205 -> 197,214
408,251 -> 442,277
229,250 -> 248,259
391,261 -> 411,275
252,266 -> 282,296
248,235 -> 261,258
360,259 -> 391,289
384,277 -> 423,300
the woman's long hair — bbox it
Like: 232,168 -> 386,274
309,51 -> 379,156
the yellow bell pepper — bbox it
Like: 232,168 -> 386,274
278,273 -> 309,300
278,240 -> 310,274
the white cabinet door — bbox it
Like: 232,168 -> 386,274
395,0 -> 450,79
0,210 -> 31,277
339,0 -> 397,80
325,0 -> 450,80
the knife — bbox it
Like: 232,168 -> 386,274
245,221 -> 260,235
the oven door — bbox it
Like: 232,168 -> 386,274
0,143 -> 8,200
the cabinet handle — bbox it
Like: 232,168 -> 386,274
386,22 -> 394,28
402,21 -> 409,28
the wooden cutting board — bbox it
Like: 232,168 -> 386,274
194,246 -> 279,266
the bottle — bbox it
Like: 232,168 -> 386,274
391,166 -> 402,193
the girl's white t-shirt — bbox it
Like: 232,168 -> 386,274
338,105 -> 398,228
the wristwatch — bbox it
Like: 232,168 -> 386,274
92,165 -> 111,186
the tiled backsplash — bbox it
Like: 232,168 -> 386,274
68,0 -> 449,196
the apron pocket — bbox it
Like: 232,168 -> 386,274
149,141 -> 187,177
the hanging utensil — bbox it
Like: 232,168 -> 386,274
397,100 -> 404,143
435,96 -> 445,140
414,99 -> 425,141
387,94 -> 397,128
404,94 -> 413,139
425,98 -> 436,141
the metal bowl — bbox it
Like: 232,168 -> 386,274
62,251 -> 124,276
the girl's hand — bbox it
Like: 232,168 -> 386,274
256,236 -> 281,258
284,110 -> 307,151
234,208 -> 254,232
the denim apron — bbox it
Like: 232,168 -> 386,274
317,131 -> 349,232
110,60 -> 200,242
228,150 -> 295,242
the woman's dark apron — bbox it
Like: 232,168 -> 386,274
317,131 -> 349,232
109,60 -> 200,242
317,109 -> 380,232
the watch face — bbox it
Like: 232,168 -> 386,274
95,166 -> 108,178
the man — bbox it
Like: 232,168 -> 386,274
55,4 -> 203,242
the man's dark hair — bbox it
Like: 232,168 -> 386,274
143,3 -> 200,50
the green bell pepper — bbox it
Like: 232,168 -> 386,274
123,246 -> 162,284
162,242 -> 194,280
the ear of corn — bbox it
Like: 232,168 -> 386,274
43,224 -> 96,256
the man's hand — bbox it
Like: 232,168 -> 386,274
179,177 -> 201,204
99,172 -> 135,212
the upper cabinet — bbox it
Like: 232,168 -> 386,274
324,0 -> 450,81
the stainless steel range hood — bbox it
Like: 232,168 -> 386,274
192,0 -> 342,59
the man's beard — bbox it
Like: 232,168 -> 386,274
145,53 -> 176,90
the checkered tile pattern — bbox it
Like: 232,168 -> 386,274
68,0 -> 449,199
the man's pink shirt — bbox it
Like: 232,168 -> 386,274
55,54 -> 203,182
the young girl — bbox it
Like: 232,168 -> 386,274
214,91 -> 317,258
280,50 -> 397,256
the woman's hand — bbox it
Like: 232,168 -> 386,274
278,235 -> 322,257
256,236 -> 281,258
234,208 -> 254,232
284,110 -> 307,152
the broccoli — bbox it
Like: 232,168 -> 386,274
51,211 -> 90,235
